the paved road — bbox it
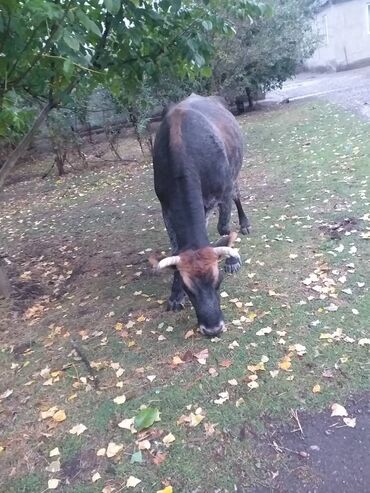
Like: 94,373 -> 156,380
267,65 -> 370,119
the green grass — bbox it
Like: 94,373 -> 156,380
1,101 -> 370,492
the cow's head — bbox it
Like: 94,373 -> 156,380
153,236 -> 240,337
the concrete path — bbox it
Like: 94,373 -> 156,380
267,65 -> 370,119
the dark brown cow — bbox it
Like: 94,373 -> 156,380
152,94 -> 250,336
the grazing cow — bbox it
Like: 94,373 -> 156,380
152,94 -> 250,337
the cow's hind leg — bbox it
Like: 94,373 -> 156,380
217,200 -> 232,236
234,184 -> 250,235
218,199 -> 242,274
162,210 -> 186,311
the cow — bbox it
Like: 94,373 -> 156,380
152,94 -> 250,337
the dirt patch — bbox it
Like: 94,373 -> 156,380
319,217 -> 362,240
252,394 -> 370,493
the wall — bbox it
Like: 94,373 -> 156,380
305,0 -> 370,71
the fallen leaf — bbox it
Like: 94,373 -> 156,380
331,403 -> 348,417
114,322 -> 123,331
172,355 -> 184,365
256,326 -> 272,336
157,487 -> 173,493
106,442 -> 124,458
69,423 -> 87,436
194,348 -> 209,365
0,389 -> 13,400
53,409 -> 66,422
189,412 -> 205,427
96,448 -> 106,456
126,476 -> 141,488
49,447 -> 60,457
113,395 -> 126,405
343,417 -> 356,428
40,406 -> 58,420
134,407 -> 160,432
118,417 -> 136,432
92,472 -> 101,482
130,451 -> 143,464
278,355 -> 292,371
358,338 -> 370,346
185,329 -> 195,339
219,359 -> 232,368
228,379 -> 238,386
46,459 -> 61,473
48,479 -> 60,490
312,384 -> 321,393
152,451 -> 167,465
163,432 -> 176,445
137,439 -> 151,450
247,381 -> 259,389
214,391 -> 229,405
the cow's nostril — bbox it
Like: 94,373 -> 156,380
199,322 -> 226,337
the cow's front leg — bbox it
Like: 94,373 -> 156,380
167,270 -> 186,311
162,208 -> 186,311
218,200 -> 241,273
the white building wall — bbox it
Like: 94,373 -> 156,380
306,0 -> 370,70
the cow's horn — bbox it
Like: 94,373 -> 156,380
157,256 -> 181,269
213,247 -> 240,259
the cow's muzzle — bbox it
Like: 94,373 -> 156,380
199,321 -> 226,337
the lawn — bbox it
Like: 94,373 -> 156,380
0,101 -> 369,493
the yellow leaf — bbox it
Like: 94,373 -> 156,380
185,329 -> 195,339
52,409 -> 66,422
163,433 -> 176,445
106,441 -> 123,458
172,355 -> 184,365
0,445 -> 4,454
278,356 -> 292,371
312,384 -> 321,393
137,315 -> 145,322
331,403 -> 348,417
189,412 -> 205,427
97,448 -> 106,456
157,487 -> 173,493
40,406 -> 58,420
115,322 -> 123,331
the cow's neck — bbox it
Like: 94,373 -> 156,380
170,177 -> 209,251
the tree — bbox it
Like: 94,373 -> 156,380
209,0 -> 317,109
0,0 -> 262,189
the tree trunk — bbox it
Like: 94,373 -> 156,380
0,101 -> 54,190
246,87 -> 253,110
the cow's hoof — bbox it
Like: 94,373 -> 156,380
224,257 -> 241,273
218,226 -> 231,237
240,219 -> 251,235
167,297 -> 185,312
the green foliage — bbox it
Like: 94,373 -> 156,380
0,0 -> 263,162
209,0 -> 318,103
134,407 -> 160,432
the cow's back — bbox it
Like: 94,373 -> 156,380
153,94 -> 243,205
